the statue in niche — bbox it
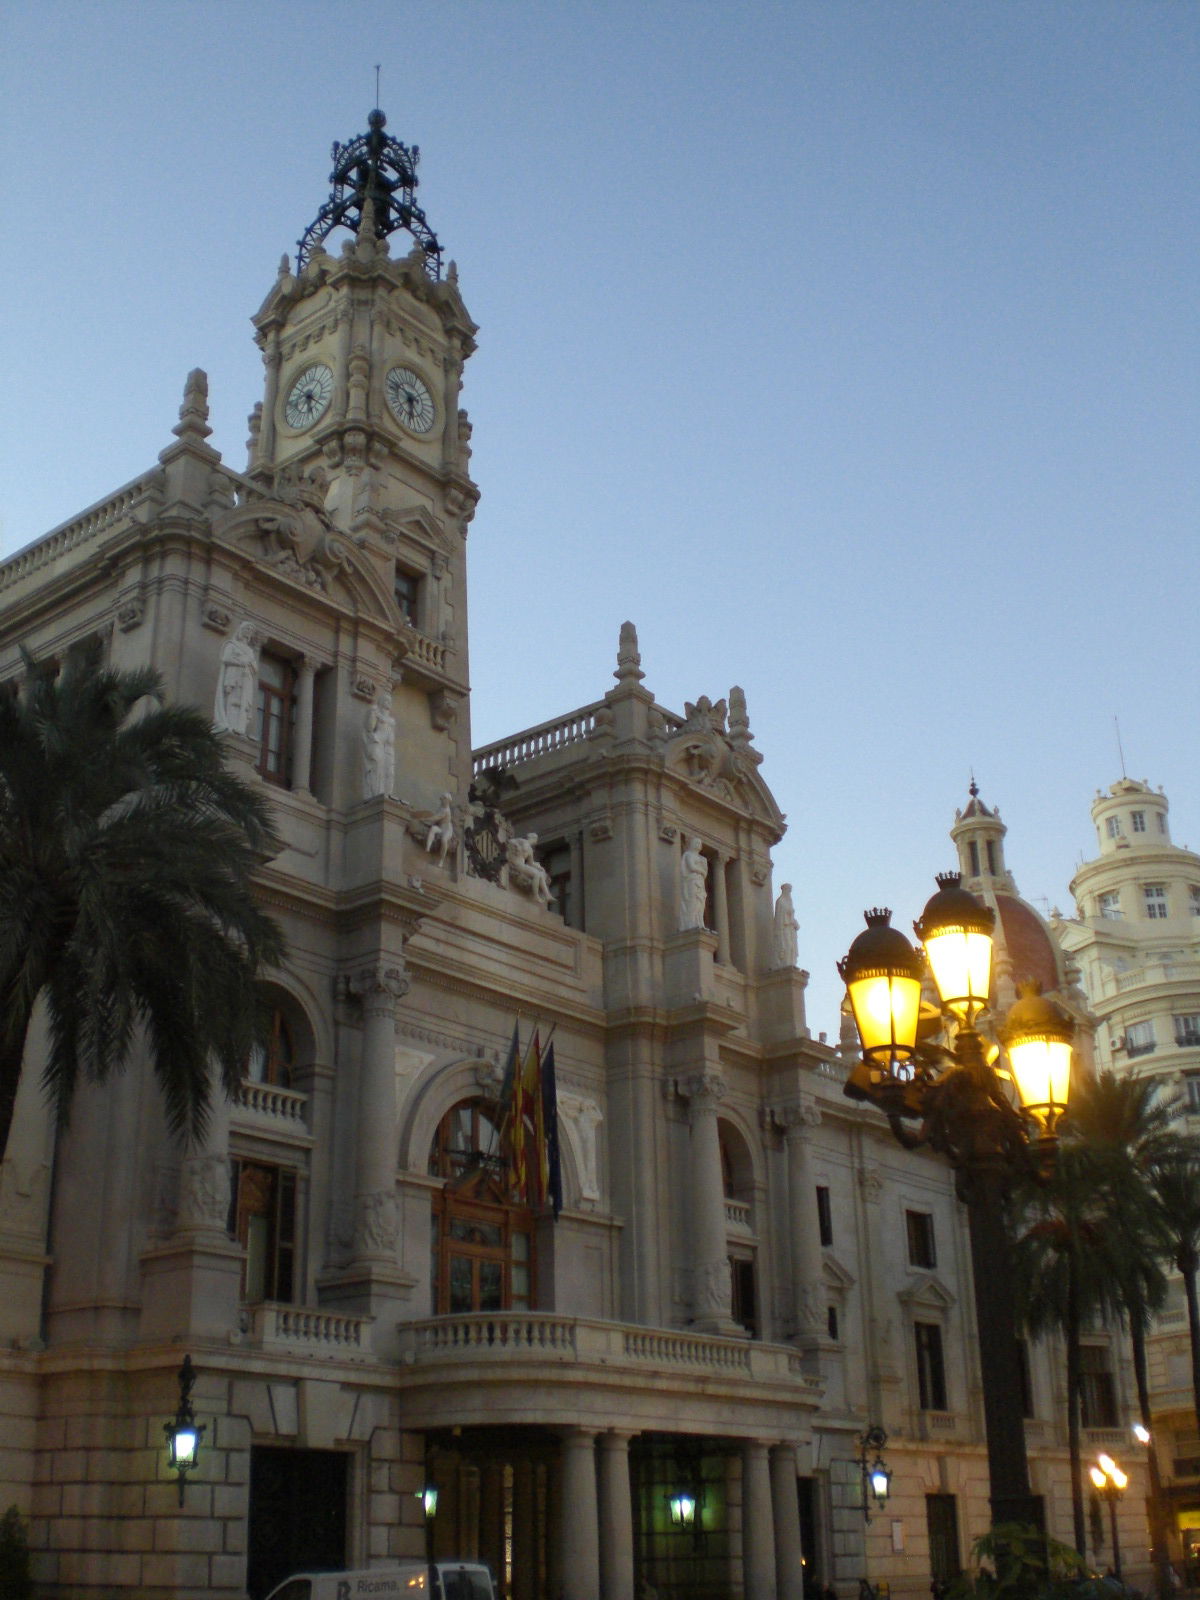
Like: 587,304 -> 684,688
772,883 -> 799,968
507,833 -> 555,908
213,623 -> 259,736
679,837 -> 709,931
425,793 -> 457,865
362,688 -> 396,799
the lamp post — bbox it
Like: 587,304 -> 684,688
1090,1454 -> 1128,1580
839,874 -> 1075,1535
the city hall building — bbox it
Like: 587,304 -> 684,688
0,111 -> 1141,1600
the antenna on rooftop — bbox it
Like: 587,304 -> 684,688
1114,716 -> 1127,778
375,64 -> 381,106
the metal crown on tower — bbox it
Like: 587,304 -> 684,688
296,109 -> 442,277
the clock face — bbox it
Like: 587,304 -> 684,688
284,364 -> 333,430
385,366 -> 436,434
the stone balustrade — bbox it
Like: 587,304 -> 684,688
724,1198 -> 752,1229
250,1304 -> 373,1359
234,1080 -> 309,1126
473,703 -> 608,775
397,1312 -> 823,1396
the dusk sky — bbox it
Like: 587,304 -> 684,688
3,1 -> 1197,1034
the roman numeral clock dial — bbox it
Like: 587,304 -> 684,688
283,364 -> 333,430
385,366 -> 435,433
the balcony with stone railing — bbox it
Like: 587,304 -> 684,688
247,1304 -> 374,1361
233,1079 -> 309,1130
395,1312 -> 822,1403
473,703 -> 687,777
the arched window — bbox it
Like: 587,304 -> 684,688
429,1098 -> 535,1315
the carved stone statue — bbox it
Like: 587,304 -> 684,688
772,883 -> 799,968
213,623 -> 259,736
362,689 -> 396,799
679,837 -> 708,931
425,792 -> 456,864
507,833 -> 555,908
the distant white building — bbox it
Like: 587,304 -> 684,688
1057,777 -> 1200,1573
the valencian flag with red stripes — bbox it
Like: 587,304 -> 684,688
498,1022 -> 562,1218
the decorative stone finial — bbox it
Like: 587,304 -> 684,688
728,685 -> 752,748
615,620 -> 644,682
173,369 -> 212,442
246,402 -> 262,464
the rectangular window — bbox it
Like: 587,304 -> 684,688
906,1210 -> 937,1269
826,1305 -> 839,1341
1106,817 -> 1122,840
255,652 -> 296,787
230,1160 -> 297,1303
394,568 -> 421,626
986,841 -> 997,875
1187,1077 -> 1200,1115
541,843 -> 574,928
1125,1020 -> 1156,1058
1145,884 -> 1169,920
1079,1344 -> 1118,1428
1132,811 -> 1147,833
730,1257 -> 758,1338
1191,887 -> 1200,918
915,1321 -> 948,1411
925,1495 -> 961,1586
816,1186 -> 833,1247
1159,815 -> 1169,834
1176,1015 -> 1200,1048
1098,892 -> 1123,921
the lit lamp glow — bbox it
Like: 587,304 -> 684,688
1002,981 -> 1074,1142
668,1489 -> 697,1527
838,910 -> 923,1084
163,1355 -> 205,1507
419,1484 -> 439,1518
914,873 -> 995,1022
1091,1454 -> 1129,1581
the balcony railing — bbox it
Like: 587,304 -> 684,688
234,1080 -> 309,1126
397,1312 -> 823,1394
249,1304 -> 373,1360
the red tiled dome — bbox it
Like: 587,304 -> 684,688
994,894 -> 1060,993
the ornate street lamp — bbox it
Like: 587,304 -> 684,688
1090,1454 -> 1128,1580
857,1425 -> 892,1523
840,873 -> 1077,1535
163,1355 -> 204,1507
668,1487 -> 698,1528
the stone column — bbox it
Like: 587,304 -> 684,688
782,1103 -> 825,1339
257,330 -> 281,467
712,850 -> 730,963
771,1442 -> 804,1600
742,1440 -> 777,1600
559,1429 -> 600,1600
292,658 -> 317,795
682,1070 -> 735,1330
513,1460 -> 537,1600
598,1432 -> 634,1600
347,960 -> 409,1262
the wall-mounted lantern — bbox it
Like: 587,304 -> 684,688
858,1425 -> 892,1523
163,1355 -> 205,1506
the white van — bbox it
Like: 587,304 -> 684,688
263,1562 -> 496,1600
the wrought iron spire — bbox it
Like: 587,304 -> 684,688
296,109 -> 442,277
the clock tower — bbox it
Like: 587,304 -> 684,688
245,109 -> 479,771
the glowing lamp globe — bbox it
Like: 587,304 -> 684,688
838,910 -> 923,1081
1002,982 -> 1073,1139
914,873 -> 995,1021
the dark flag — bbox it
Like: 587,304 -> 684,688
541,1041 -> 563,1219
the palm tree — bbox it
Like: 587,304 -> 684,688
1066,1070 -> 1179,1596
0,646 -> 285,1162
1146,1146 -> 1200,1434
1014,1141 -> 1126,1558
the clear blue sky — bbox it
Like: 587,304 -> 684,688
3,1 -> 1197,1035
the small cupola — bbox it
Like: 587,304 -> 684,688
950,781 -> 1014,891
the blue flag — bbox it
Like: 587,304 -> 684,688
541,1041 -> 563,1219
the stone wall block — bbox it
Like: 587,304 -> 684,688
370,1460 -> 390,1493
114,1518 -> 156,1553
37,1416 -> 67,1453
373,1428 -> 401,1461
141,1551 -> 211,1588
29,1550 -> 58,1586
371,1492 -> 400,1524
215,1411 -> 252,1452
30,1483 -> 61,1518
44,1516 -> 86,1550
51,1449 -> 88,1483
145,1481 -> 214,1518
155,1515 -> 224,1553
223,1445 -> 249,1484
223,1515 -> 248,1553
211,1553 -> 249,1591
58,1550 -> 142,1587
213,1483 -> 248,1520
399,1430 -> 425,1465
369,1523 -> 388,1558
